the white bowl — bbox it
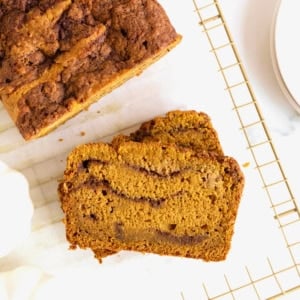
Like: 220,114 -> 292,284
271,0 -> 300,113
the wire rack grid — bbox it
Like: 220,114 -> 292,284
192,0 -> 300,299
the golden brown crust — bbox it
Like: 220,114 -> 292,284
0,0 -> 181,140
59,140 -> 244,262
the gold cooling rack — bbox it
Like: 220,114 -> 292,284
193,0 -> 300,299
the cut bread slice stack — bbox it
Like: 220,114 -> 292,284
58,110 -> 244,262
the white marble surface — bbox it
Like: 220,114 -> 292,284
220,0 -> 300,206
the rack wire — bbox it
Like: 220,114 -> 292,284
192,0 -> 300,299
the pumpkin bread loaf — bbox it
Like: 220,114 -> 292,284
59,140 -> 244,262
0,0 -> 181,140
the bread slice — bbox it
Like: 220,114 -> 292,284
59,141 -> 244,262
94,110 -> 224,259
0,0 -> 181,140
113,110 -> 224,155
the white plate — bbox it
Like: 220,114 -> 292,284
271,0 -> 300,113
